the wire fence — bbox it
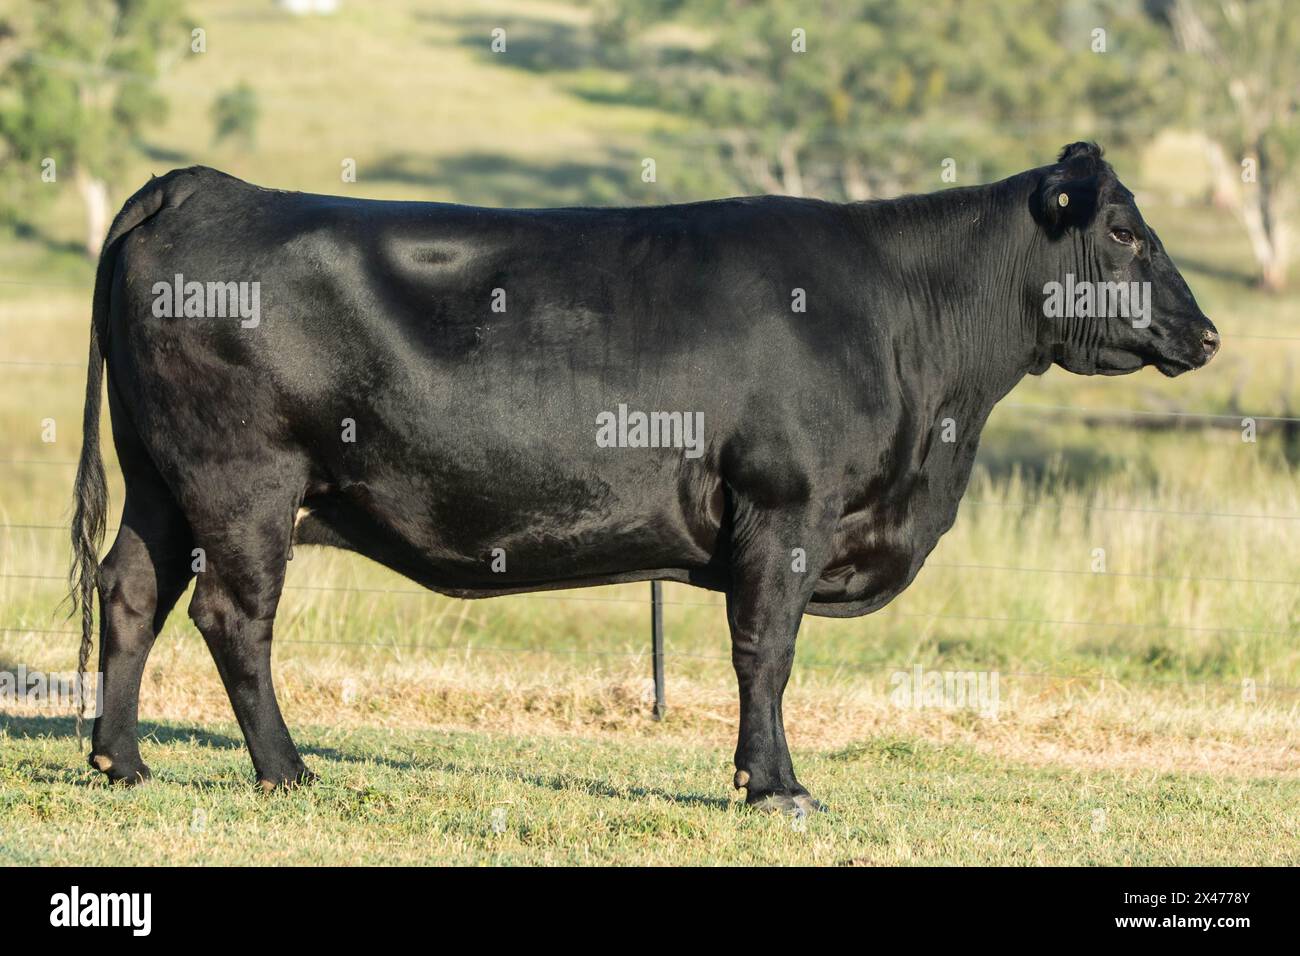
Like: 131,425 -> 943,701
0,566 -> 1293,634
1,622 -> 1295,699
0,364 -> 1294,702
3,556 -> 1297,590
2,554 -> 1297,699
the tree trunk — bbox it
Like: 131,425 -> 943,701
1259,217 -> 1290,292
74,167 -> 109,258
1259,161 -> 1292,292
777,133 -> 804,197
841,155 -> 872,201
724,131 -> 783,195
1204,139 -> 1238,211
1222,146 -> 1291,293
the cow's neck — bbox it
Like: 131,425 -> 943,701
847,174 -> 1044,407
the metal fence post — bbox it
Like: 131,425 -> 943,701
650,580 -> 665,720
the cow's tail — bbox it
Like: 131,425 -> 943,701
69,175 -> 169,747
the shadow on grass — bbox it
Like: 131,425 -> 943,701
2,713 -> 367,763
1175,254 -> 1261,290
136,140 -> 194,167
9,218 -> 86,259
416,755 -> 734,810
438,12 -> 676,112
974,424 -> 1157,490
0,713 -> 241,749
437,13 -> 603,74
1,714 -> 729,807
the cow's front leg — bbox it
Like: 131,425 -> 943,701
725,499 -> 834,814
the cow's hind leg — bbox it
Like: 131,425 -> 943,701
726,499 -> 834,814
90,476 -> 194,785
186,494 -> 312,790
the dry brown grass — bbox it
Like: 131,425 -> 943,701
12,648 -> 1273,779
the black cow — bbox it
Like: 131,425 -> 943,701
71,143 -> 1217,811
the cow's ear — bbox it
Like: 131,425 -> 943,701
1031,170 -> 1100,238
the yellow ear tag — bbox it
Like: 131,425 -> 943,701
1058,193 -> 1069,207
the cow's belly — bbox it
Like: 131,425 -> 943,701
298,466 -> 960,615
295,446 -> 727,594
293,418 -> 969,611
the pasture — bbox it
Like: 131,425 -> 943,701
0,0 -> 1297,865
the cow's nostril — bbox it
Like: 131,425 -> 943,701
1202,328 -> 1220,357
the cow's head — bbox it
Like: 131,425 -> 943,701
1028,142 -> 1219,376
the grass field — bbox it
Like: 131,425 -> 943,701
1,0 -> 1297,865
4,717 -> 1298,865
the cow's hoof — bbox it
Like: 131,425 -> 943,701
747,792 -> 825,816
88,753 -> 152,787
257,768 -> 318,793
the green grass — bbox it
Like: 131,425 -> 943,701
0,0 -> 1297,866
2,719 -> 1296,865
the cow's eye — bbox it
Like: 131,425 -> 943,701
1110,227 -> 1136,245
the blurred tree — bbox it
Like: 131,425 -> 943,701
1161,0 -> 1297,291
0,0 -> 189,257
211,81 -> 259,148
606,0 -> 1171,200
